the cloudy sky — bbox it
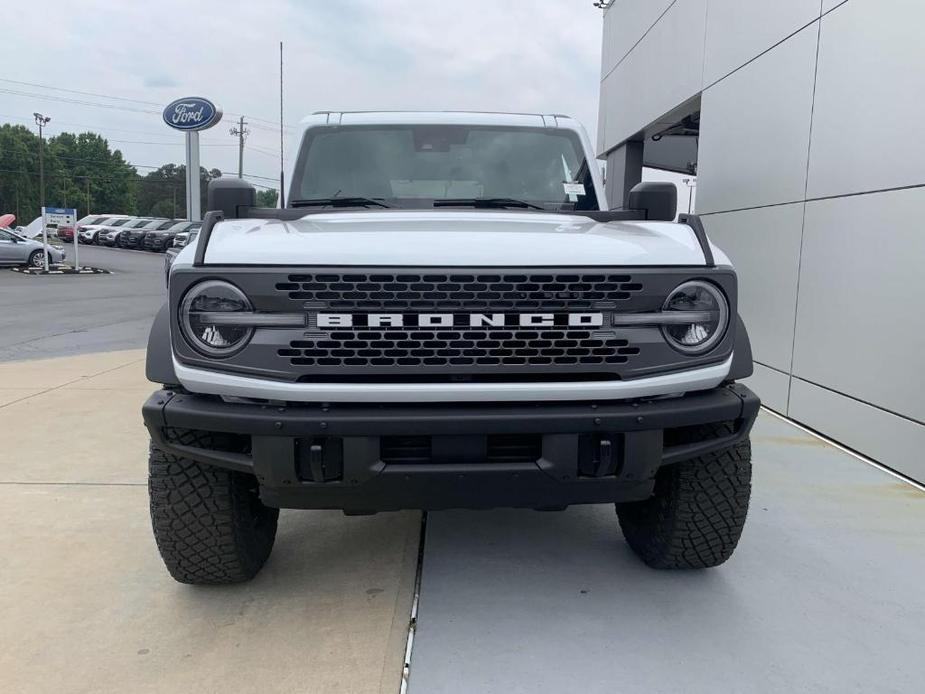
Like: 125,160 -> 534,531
1,1 -> 605,190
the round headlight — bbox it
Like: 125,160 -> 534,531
661,280 -> 729,354
179,280 -> 253,357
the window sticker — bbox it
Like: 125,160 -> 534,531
563,182 -> 586,201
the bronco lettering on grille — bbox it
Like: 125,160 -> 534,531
316,313 -> 604,329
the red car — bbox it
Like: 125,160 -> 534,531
56,225 -> 75,242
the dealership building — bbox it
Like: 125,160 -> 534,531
597,0 -> 923,482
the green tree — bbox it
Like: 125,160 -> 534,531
48,132 -> 137,216
0,124 -> 139,222
256,188 -> 279,207
0,124 -> 44,222
136,164 -> 223,218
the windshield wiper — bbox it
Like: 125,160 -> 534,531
290,197 -> 395,209
433,197 -> 545,211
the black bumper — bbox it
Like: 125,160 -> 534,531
142,384 -> 759,512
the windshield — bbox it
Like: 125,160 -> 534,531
289,124 -> 599,211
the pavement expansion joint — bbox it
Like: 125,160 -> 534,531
400,512 -> 428,694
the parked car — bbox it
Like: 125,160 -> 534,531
99,217 -> 149,247
77,215 -> 131,244
170,223 -> 201,249
56,225 -> 76,243
0,227 -> 67,267
144,220 -> 196,252
119,218 -> 172,250
18,216 -> 61,242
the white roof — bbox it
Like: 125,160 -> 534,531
299,111 -> 580,130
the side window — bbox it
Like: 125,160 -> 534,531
0,230 -> 13,241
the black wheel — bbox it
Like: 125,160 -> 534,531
616,422 -> 751,569
148,439 -> 279,584
27,250 -> 46,268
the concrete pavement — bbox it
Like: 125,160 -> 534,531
407,415 -> 925,693
0,352 -> 420,694
2,333 -> 923,693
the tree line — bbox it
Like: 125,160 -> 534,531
0,123 -> 278,223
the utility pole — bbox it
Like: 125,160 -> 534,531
230,116 -> 249,178
34,112 -> 51,271
86,177 -> 91,217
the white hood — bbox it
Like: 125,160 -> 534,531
201,211 -> 726,267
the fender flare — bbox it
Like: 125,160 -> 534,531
146,304 -> 179,386
728,314 -> 754,381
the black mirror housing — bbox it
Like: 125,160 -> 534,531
207,177 -> 257,219
627,182 -> 678,221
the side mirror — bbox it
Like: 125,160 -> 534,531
207,177 -> 256,219
627,182 -> 677,221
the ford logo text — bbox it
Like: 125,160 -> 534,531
316,313 -> 604,329
162,97 -> 223,131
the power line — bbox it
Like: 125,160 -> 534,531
0,77 -> 162,107
0,78 -> 296,130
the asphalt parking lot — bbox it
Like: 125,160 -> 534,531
1,246 -> 923,693
0,245 -> 165,362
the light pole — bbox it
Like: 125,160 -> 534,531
34,112 -> 51,270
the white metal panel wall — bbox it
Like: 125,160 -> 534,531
807,0 -> 925,198
702,0 -> 822,86
696,23 -> 818,214
702,204 -> 804,373
601,0 -> 674,80
597,0 -> 707,155
789,378 -> 925,482
793,188 -> 925,422
598,0 -> 925,478
744,363 -> 791,413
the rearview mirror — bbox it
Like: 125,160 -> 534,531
627,182 -> 677,221
207,177 -> 257,219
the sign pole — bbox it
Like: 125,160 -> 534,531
186,131 -> 201,221
73,211 -> 79,270
41,206 -> 49,271
164,97 -> 221,221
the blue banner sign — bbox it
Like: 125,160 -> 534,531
163,97 -> 223,131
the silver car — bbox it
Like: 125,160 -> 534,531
0,227 -> 67,268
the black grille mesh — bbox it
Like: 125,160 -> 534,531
275,272 -> 643,310
279,329 -> 640,368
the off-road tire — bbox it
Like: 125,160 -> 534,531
148,441 -> 279,585
616,422 -> 751,569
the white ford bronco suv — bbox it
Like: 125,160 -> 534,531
144,111 -> 759,584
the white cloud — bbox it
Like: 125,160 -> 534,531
1,0 -> 603,186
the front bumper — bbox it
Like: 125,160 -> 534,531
144,237 -> 170,251
143,383 -> 759,512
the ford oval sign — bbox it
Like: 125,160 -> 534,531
163,97 -> 223,131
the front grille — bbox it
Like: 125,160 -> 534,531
275,272 -> 643,311
271,271 -> 645,374
279,328 -> 639,368
171,265 -> 737,382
